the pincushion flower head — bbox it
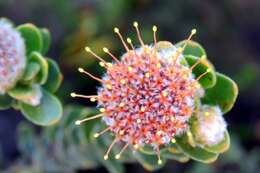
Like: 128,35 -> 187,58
71,22 -> 214,164
0,19 -> 26,94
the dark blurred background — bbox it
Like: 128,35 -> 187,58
0,0 -> 260,172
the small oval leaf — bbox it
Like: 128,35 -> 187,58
29,52 -> 48,84
185,55 -> 216,88
21,62 -> 41,82
17,24 -> 42,54
0,94 -> 13,110
40,28 -> 51,55
20,89 -> 62,126
8,84 -> 42,106
175,40 -> 207,58
175,134 -> 219,163
43,58 -> 63,93
202,72 -> 238,113
161,149 -> 190,163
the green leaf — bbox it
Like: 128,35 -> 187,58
29,52 -> 48,84
8,84 -> 42,106
202,73 -> 238,113
133,152 -> 166,171
175,40 -> 207,58
175,134 -> 219,163
40,28 -> 51,55
17,24 -> 42,54
22,62 -> 41,82
203,130 -> 230,154
43,58 -> 63,93
20,89 -> 62,126
161,149 -> 190,163
185,55 -> 216,88
0,94 -> 13,110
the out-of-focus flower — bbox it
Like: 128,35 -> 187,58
0,19 -> 26,94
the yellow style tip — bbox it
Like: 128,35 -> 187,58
75,120 -> 81,125
70,92 -> 76,97
133,21 -> 138,27
103,47 -> 108,53
93,133 -> 99,138
85,46 -> 91,52
152,25 -> 157,32
104,155 -> 109,160
126,38 -> 132,43
191,28 -> 197,35
114,27 -> 119,33
115,154 -> 120,159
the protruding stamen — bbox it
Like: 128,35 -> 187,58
114,27 -> 130,52
104,138 -> 118,160
152,25 -> 158,45
133,21 -> 145,47
156,146 -> 162,165
173,28 -> 197,61
126,37 -> 135,51
90,97 -> 96,102
85,47 -> 108,65
174,47 -> 184,60
94,127 -> 110,138
103,47 -> 120,63
99,62 -> 105,67
196,69 -> 211,82
171,138 -> 176,143
75,113 -> 104,125
115,143 -> 129,159
182,28 -> 197,50
78,67 -> 104,83
70,92 -> 98,100
190,55 -> 206,70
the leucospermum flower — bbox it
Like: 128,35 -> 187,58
192,105 -> 227,146
71,22 -> 211,164
0,19 -> 26,94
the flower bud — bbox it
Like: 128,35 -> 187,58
192,105 -> 227,146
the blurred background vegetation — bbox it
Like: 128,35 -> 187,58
0,0 -> 260,172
